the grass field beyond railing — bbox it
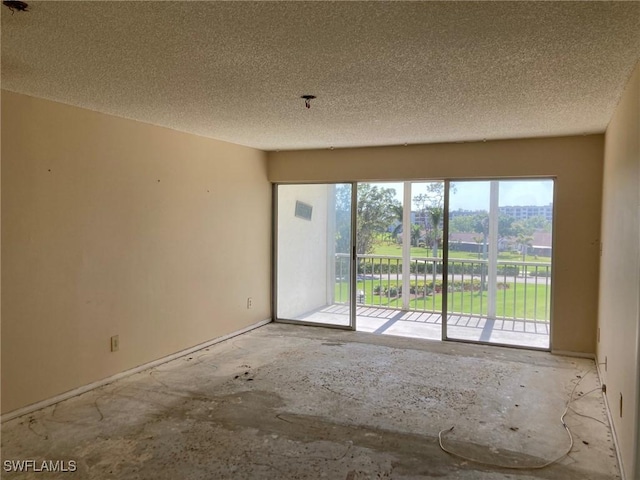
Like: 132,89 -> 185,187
334,253 -> 551,321
335,280 -> 550,321
371,242 -> 550,266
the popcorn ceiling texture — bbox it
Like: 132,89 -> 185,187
2,1 -> 639,151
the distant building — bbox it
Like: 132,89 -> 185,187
499,203 -> 553,221
449,209 -> 481,219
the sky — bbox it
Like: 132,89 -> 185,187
368,180 -> 554,211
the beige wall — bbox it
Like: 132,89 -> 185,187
598,62 -> 640,480
269,134 -> 604,354
1,91 -> 272,414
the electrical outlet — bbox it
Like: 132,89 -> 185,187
247,297 -> 253,309
110,335 -> 119,352
597,327 -> 600,343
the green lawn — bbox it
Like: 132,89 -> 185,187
370,241 -> 550,264
335,279 -> 550,321
336,237 -> 552,319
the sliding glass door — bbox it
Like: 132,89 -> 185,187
275,183 -> 355,328
274,179 -> 553,349
444,180 -> 553,349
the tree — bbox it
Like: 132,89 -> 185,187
512,219 -> 537,261
452,212 -> 517,243
390,203 -> 404,242
335,184 -> 401,255
450,214 -> 476,234
521,215 -> 552,233
472,212 -> 490,260
335,185 -> 352,254
470,212 -> 516,290
410,224 -> 422,247
497,215 -> 518,239
414,183 -> 446,257
473,235 -> 484,259
515,232 -> 534,261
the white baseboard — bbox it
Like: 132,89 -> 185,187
551,349 -> 596,359
1,318 -> 272,423
596,364 -> 626,480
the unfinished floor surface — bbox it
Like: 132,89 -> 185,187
1,324 -> 620,479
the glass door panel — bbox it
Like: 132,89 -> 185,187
445,180 -> 553,349
276,184 -> 353,328
352,181 -> 446,341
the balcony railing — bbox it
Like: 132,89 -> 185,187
335,254 -> 551,322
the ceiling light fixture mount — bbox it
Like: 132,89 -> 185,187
301,95 -> 316,109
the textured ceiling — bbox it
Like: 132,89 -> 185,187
2,1 -> 639,151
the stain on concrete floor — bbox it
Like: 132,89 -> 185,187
1,323 -> 621,479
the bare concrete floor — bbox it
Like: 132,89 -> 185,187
1,323 -> 619,479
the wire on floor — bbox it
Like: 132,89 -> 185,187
438,368 -> 601,470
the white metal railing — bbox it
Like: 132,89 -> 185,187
334,253 -> 551,321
